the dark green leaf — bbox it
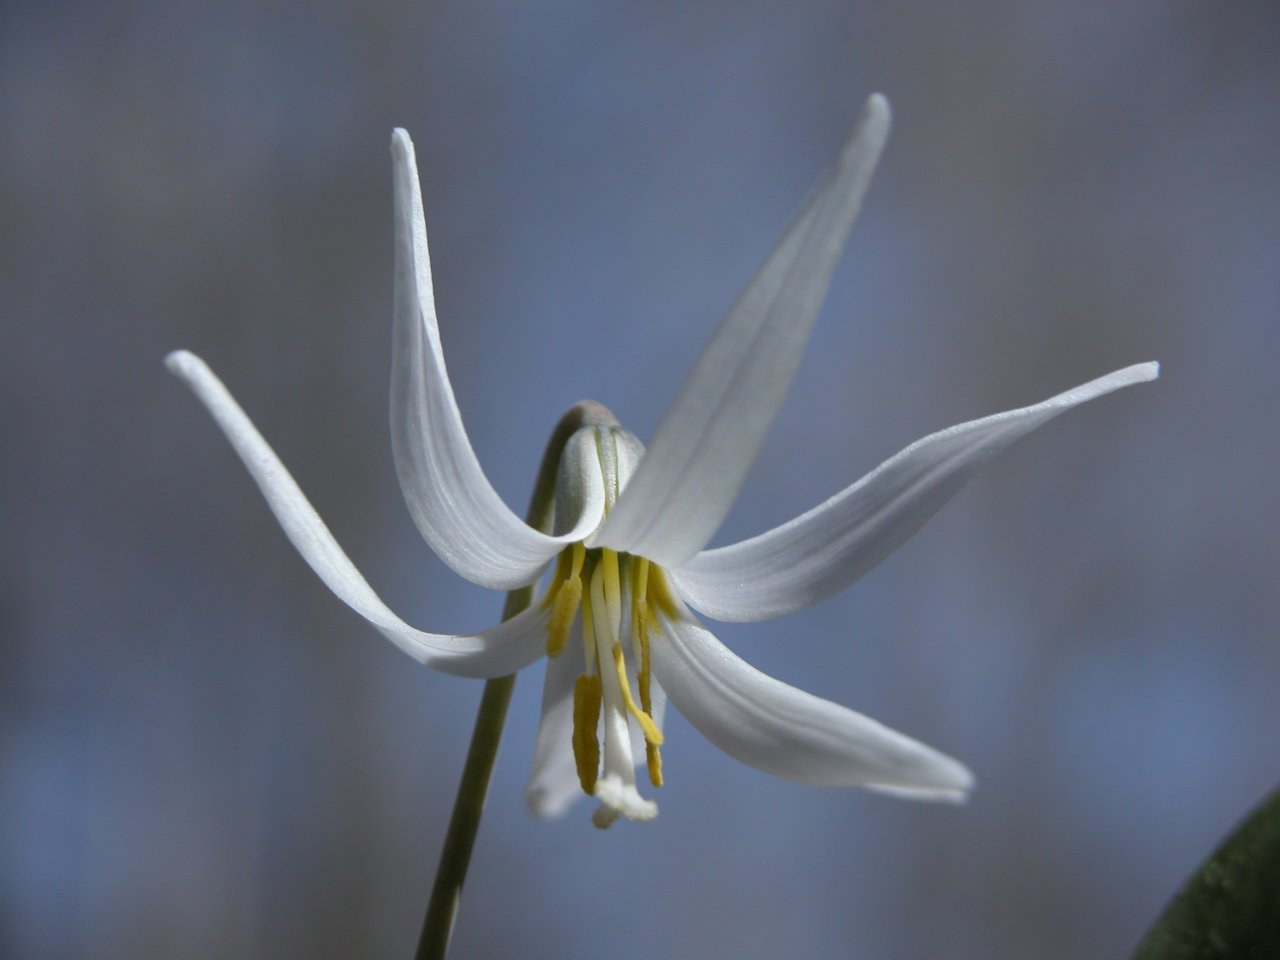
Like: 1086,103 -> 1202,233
1134,783 -> 1280,959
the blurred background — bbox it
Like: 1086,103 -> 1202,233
4,2 -> 1278,958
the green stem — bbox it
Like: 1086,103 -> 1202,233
413,671 -> 518,960
413,401 -> 619,960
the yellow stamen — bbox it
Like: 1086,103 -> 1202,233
646,564 -> 681,621
632,556 -> 650,606
571,674 -> 602,794
539,550 -> 572,611
580,558 -> 597,674
545,578 -> 581,658
636,610 -> 653,713
611,642 -> 663,746
629,557 -> 665,787
543,542 -> 586,657
551,542 -> 673,801
601,549 -> 623,635
631,557 -> 654,714
645,742 -> 664,788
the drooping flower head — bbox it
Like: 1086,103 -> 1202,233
167,94 -> 1157,826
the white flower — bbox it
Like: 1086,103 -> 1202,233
167,94 -> 1157,827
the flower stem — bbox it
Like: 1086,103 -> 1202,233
413,401 -> 620,960
413,663 -> 519,960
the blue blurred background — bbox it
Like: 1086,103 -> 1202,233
4,2 -> 1279,958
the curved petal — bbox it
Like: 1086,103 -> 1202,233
166,350 -> 548,678
390,130 -> 595,590
525,627 -> 585,819
594,95 -> 892,565
673,362 -> 1160,622
652,614 -> 972,800
551,427 -> 608,537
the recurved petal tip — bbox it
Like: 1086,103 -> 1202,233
653,616 -> 977,802
390,127 -> 414,161
866,754 -> 975,804
592,91 -> 894,566
165,349 -> 202,377
863,92 -> 891,131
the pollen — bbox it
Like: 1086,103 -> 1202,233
543,542 -> 585,658
572,674 -> 602,794
645,742 -> 663,788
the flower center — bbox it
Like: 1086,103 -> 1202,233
541,543 -> 680,827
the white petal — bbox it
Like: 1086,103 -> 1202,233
551,428 -> 608,537
166,350 -> 548,678
593,95 -> 892,565
652,614 -> 973,800
673,362 -> 1160,622
524,629 -> 585,820
390,130 -> 596,590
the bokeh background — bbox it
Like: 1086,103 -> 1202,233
4,2 -> 1279,958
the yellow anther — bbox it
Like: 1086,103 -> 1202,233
645,742 -> 664,788
572,674 -> 602,794
635,607 -> 654,713
631,558 -> 666,788
611,642 -> 663,746
545,577 -> 581,658
628,556 -> 657,714
543,542 -> 587,657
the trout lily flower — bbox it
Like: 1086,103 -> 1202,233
167,94 -> 1157,828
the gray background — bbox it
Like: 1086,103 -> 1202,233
5,2 -> 1279,958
